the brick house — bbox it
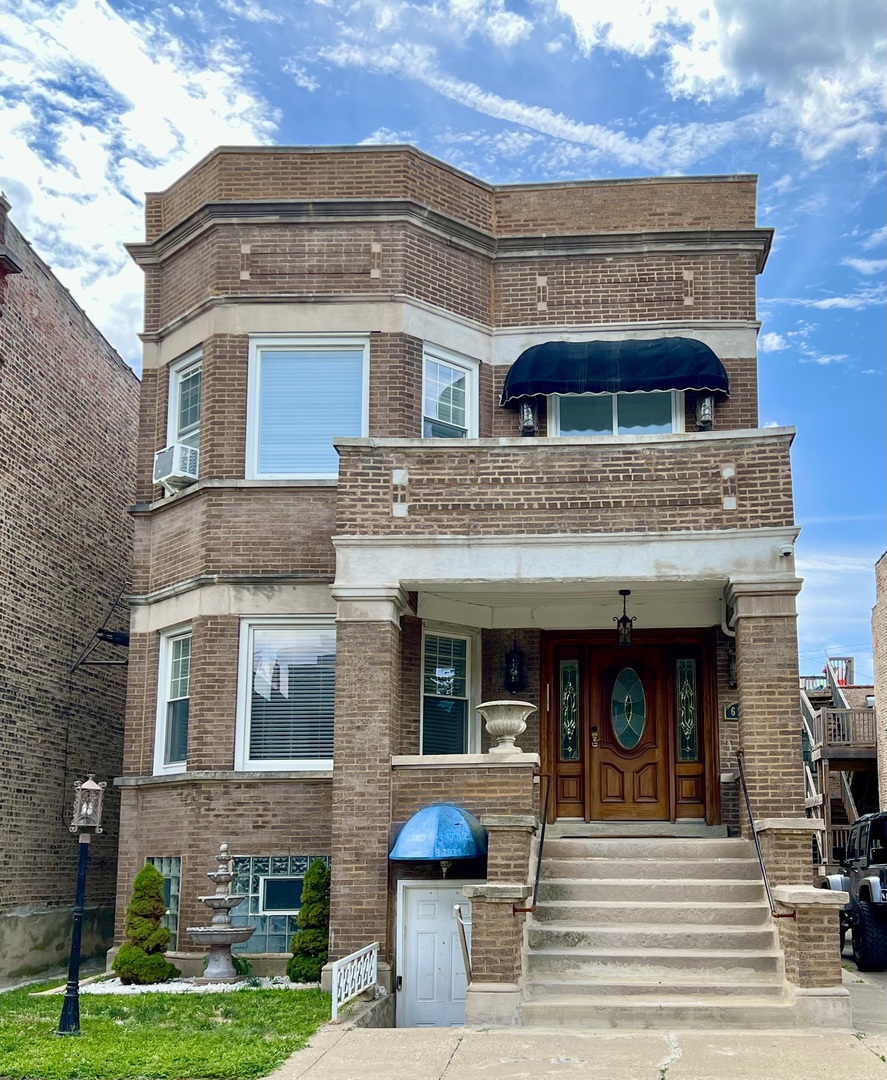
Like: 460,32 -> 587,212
117,146 -> 848,1028
0,196 -> 139,978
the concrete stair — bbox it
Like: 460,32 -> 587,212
518,835 -> 830,1030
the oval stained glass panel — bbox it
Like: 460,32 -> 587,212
611,668 -> 646,750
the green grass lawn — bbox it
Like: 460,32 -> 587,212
0,982 -> 330,1080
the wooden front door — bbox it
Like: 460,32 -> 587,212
544,631 -> 717,824
590,647 -> 668,820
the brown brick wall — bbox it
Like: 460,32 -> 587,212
370,334 -> 424,439
329,619 -> 401,959
481,630 -> 542,755
468,901 -> 523,983
114,779 -> 332,944
758,829 -> 815,887
735,614 -> 805,821
131,488 -> 336,595
392,767 -> 537,827
146,149 -> 755,243
493,178 -> 757,235
716,631 -> 740,832
0,210 -> 139,921
873,553 -> 886,810
336,435 -> 794,537
493,253 -> 757,327
774,900 -> 843,988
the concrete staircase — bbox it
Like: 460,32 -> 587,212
519,836 -> 821,1030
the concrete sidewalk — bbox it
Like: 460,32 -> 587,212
271,1026 -> 887,1080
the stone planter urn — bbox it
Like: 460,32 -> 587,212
476,699 -> 537,754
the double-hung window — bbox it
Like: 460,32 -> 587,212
236,618 -> 336,771
168,352 -> 202,449
247,337 -> 369,479
422,347 -> 478,438
549,391 -> 683,436
421,630 -> 477,754
155,628 -> 191,774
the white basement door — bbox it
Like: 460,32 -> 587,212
399,885 -> 471,1027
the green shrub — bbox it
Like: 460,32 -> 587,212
113,863 -> 180,985
286,859 -> 330,984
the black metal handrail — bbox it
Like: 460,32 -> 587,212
735,750 -> 795,920
513,774 -> 551,915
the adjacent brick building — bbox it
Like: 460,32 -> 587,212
0,196 -> 139,978
117,146 -> 829,1024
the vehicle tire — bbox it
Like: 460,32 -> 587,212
840,924 -> 847,953
852,901 -> 887,972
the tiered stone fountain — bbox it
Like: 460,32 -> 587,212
186,842 -> 255,983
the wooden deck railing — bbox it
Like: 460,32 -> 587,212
811,708 -> 877,749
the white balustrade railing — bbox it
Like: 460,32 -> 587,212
330,941 -> 379,1021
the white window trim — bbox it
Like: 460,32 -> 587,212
153,625 -> 192,776
235,615 -> 336,772
257,874 -> 303,915
166,350 -> 202,448
422,345 -> 479,439
246,335 -> 370,480
419,624 -> 482,755
548,390 -> 684,436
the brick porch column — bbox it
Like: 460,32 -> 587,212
728,580 -> 804,820
464,812 -> 537,1026
327,587 -> 407,973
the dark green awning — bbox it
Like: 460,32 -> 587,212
500,338 -> 729,405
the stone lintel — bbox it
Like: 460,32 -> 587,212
481,814 -> 538,831
773,886 -> 848,907
115,769 -> 333,787
462,883 -> 531,902
391,753 -> 539,769
754,817 -> 822,833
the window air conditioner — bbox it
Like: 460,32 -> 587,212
153,443 -> 199,494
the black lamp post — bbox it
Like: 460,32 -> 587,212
58,774 -> 106,1036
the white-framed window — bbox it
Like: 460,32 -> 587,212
154,628 -> 192,775
420,627 -> 480,755
148,856 -> 181,949
235,617 -> 336,771
246,336 -> 369,479
549,391 -> 683,436
422,346 -> 478,438
167,351 -> 202,449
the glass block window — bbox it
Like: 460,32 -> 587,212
677,658 -> 699,761
422,633 -> 469,754
229,855 -> 329,954
559,659 -> 579,761
148,856 -> 181,950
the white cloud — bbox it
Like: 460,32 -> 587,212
800,352 -> 848,366
861,225 -> 887,250
772,283 -> 887,311
318,40 -> 748,170
842,256 -> 887,276
555,0 -> 886,162
0,0 -> 278,367
770,174 -> 794,195
218,0 -> 283,23
358,126 -> 415,144
284,61 -> 320,91
759,331 -> 789,352
795,547 -> 878,675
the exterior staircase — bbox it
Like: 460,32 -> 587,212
519,835 -> 826,1030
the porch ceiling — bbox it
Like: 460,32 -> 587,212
417,580 -> 726,631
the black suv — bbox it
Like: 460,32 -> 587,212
823,811 -> 887,971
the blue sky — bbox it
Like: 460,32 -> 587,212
1,0 -> 884,678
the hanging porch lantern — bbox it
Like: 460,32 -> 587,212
614,589 -> 636,647
503,639 -> 527,695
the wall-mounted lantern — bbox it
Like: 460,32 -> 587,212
503,639 -> 527,695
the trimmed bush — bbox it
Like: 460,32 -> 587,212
287,859 -> 330,984
113,863 -> 180,985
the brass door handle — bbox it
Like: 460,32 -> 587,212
590,726 -> 599,748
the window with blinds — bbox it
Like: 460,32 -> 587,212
247,339 -> 368,478
237,620 -> 336,770
421,633 -> 470,755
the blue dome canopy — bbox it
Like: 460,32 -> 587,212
389,804 -> 488,861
